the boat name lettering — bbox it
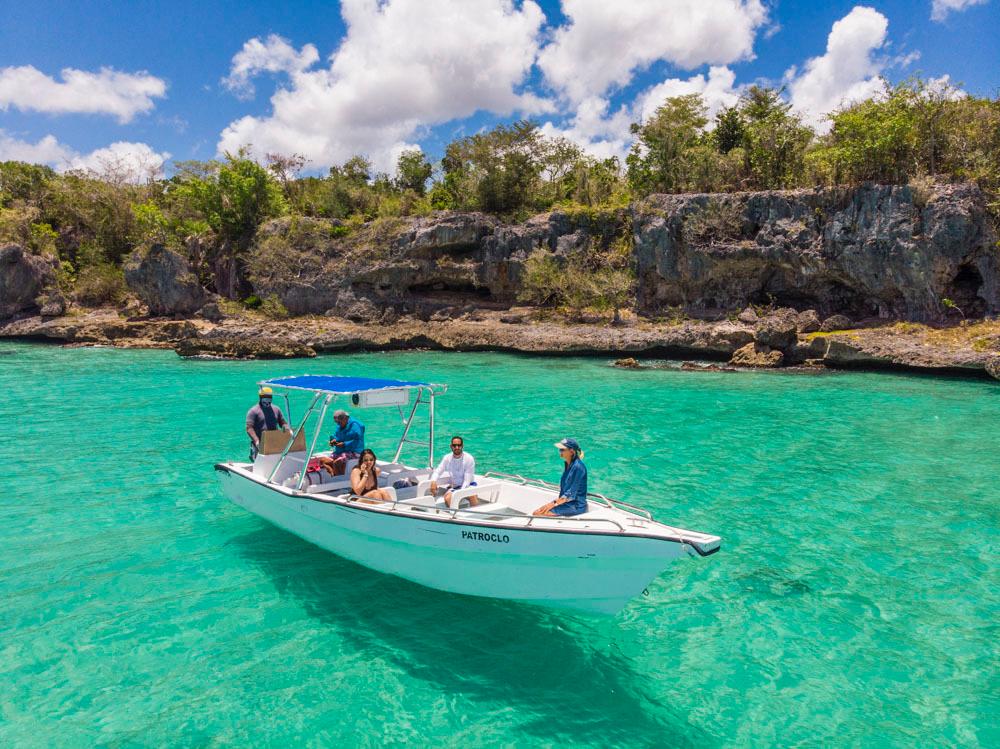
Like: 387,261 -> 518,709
461,530 -> 510,544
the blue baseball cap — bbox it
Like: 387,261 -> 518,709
554,438 -> 581,452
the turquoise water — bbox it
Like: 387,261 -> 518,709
2,342 -> 998,747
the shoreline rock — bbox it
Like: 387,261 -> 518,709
1,308 -> 998,378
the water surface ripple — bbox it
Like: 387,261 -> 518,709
1,343 -> 997,746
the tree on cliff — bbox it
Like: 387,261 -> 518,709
738,86 -> 813,189
627,94 -> 709,194
440,121 -> 545,214
169,149 -> 287,296
395,150 -> 433,195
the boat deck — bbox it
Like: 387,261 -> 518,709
225,458 -> 721,555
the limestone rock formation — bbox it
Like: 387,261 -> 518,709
754,311 -> 798,350
985,356 -> 1000,381
124,244 -> 208,316
174,337 -> 316,359
796,309 -> 821,333
632,183 -> 998,320
613,357 -> 641,368
39,292 -> 66,317
730,343 -> 784,368
246,209 -> 623,316
0,244 -> 56,319
240,182 -> 996,323
197,301 -> 226,322
820,314 -> 853,332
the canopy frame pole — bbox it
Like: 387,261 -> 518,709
428,389 -> 435,469
268,392 -> 321,483
297,394 -> 333,490
392,391 -> 422,463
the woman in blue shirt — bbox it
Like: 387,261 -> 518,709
533,438 -> 588,516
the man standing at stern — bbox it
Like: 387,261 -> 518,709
245,386 -> 290,460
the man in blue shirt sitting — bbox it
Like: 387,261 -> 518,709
326,409 -> 366,475
533,438 -> 588,516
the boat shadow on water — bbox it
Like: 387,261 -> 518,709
230,525 -> 708,748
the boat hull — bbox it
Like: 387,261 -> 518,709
216,466 -> 693,615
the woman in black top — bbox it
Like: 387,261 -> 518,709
350,449 -> 393,501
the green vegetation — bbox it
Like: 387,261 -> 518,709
519,237 -> 635,322
1,76 -> 997,312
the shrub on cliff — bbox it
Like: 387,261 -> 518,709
518,246 -> 635,322
807,78 -> 1000,201
627,94 -> 709,194
74,262 -> 128,307
626,87 -> 813,195
518,250 -> 562,306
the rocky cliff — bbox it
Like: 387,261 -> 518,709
633,182 -> 998,320
246,209 -> 621,321
0,182 -> 996,331
242,181 -> 997,323
0,244 -> 57,319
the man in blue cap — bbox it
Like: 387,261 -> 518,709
533,438 -> 588,516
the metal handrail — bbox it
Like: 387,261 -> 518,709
330,483 -> 626,532
483,470 -> 653,520
267,392 -> 321,483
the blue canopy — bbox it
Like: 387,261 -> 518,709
261,374 -> 441,395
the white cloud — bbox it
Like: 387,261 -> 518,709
786,6 -> 889,132
222,34 -> 320,99
218,0 -> 548,172
539,96 -> 634,162
0,66 -> 166,123
0,131 -> 169,182
0,131 -> 75,164
931,0 -> 988,22
637,66 -> 741,123
538,0 -> 767,104
539,66 -> 742,164
65,141 -> 171,181
924,74 -> 967,100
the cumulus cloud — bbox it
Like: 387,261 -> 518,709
538,0 -> 767,104
0,131 -> 169,181
222,34 -> 320,99
931,0 -> 989,22
0,131 -> 76,164
218,0 -> 548,172
539,66 -> 742,163
637,65 -> 741,123
786,6 -> 889,132
65,141 -> 171,181
0,66 -> 166,123
539,96 -> 634,162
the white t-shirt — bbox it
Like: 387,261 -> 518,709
430,451 -> 476,489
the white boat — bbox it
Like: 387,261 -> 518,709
215,375 -> 721,615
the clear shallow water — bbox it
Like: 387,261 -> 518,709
1,342 -> 997,747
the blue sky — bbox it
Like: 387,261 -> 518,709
0,0 -> 997,178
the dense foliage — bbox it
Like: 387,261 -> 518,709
1,77 -> 996,311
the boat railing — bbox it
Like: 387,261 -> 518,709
483,471 -> 654,520
342,488 -> 628,532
